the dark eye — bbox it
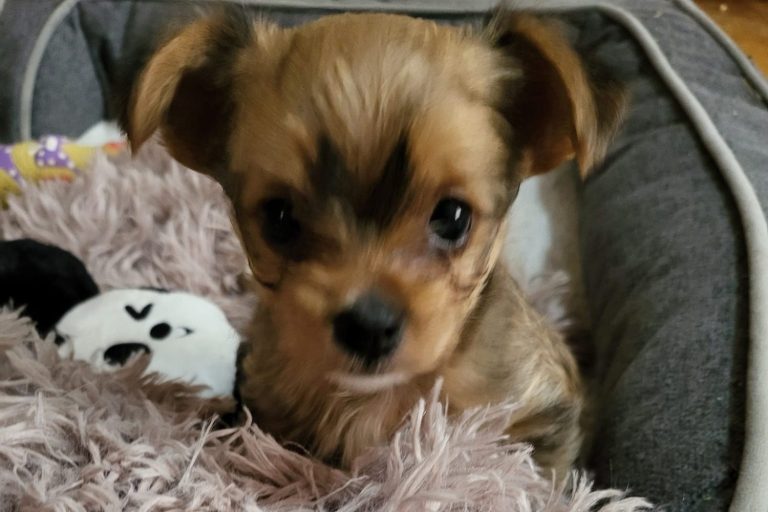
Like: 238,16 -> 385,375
429,197 -> 472,249
261,198 -> 301,246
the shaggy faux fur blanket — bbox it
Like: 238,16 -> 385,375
0,144 -> 651,511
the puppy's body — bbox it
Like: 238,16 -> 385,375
124,10 -> 624,480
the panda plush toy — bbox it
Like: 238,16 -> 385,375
55,289 -> 240,398
0,239 -> 99,336
0,239 -> 240,398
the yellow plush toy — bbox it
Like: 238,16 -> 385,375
0,136 -> 125,204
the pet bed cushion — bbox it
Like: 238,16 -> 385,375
2,1 -> 768,510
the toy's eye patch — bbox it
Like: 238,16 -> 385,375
149,323 -> 194,340
104,342 -> 150,365
125,303 -> 153,320
150,322 -> 171,339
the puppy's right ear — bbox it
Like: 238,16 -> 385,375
121,10 -> 256,175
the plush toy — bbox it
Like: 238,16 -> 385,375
55,288 -> 240,398
0,135 -> 125,204
0,239 -> 99,336
0,238 -> 239,398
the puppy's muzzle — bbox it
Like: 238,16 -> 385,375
332,292 -> 405,366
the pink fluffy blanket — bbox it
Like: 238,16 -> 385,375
0,144 -> 651,511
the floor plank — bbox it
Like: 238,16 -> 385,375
695,0 -> 768,76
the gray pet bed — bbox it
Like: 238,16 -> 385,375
2,1 -> 768,510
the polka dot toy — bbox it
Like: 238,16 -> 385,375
0,136 -> 126,205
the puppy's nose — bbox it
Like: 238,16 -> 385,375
332,293 -> 404,364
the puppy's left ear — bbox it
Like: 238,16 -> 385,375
488,12 -> 627,178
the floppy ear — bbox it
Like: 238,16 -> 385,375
120,10 -> 256,176
488,11 -> 626,178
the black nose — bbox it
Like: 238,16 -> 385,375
332,293 -> 405,365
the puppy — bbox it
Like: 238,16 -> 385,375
123,8 -> 625,479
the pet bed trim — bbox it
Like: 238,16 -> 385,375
20,0 -> 81,141
199,0 -> 496,12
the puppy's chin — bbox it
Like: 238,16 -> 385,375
328,370 -> 412,394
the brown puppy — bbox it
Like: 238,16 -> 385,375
123,9 -> 624,479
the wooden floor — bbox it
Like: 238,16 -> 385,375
695,1 -> 768,76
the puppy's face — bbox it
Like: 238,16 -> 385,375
124,11 -> 623,391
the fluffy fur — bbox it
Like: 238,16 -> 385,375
0,147 -> 653,510
123,9 -> 626,477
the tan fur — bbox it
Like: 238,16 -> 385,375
124,9 -> 624,481
127,18 -> 215,152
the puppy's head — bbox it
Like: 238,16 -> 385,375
123,9 -> 624,392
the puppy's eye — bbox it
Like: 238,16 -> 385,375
261,198 -> 301,246
429,197 -> 472,248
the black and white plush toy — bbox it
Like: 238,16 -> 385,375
55,289 -> 240,397
0,239 -> 99,336
0,238 -> 240,397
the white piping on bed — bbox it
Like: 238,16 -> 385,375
209,0 -> 494,13
0,0 -> 6,19
20,0 -> 82,141
675,0 -> 768,106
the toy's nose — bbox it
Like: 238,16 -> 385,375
332,292 -> 405,366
